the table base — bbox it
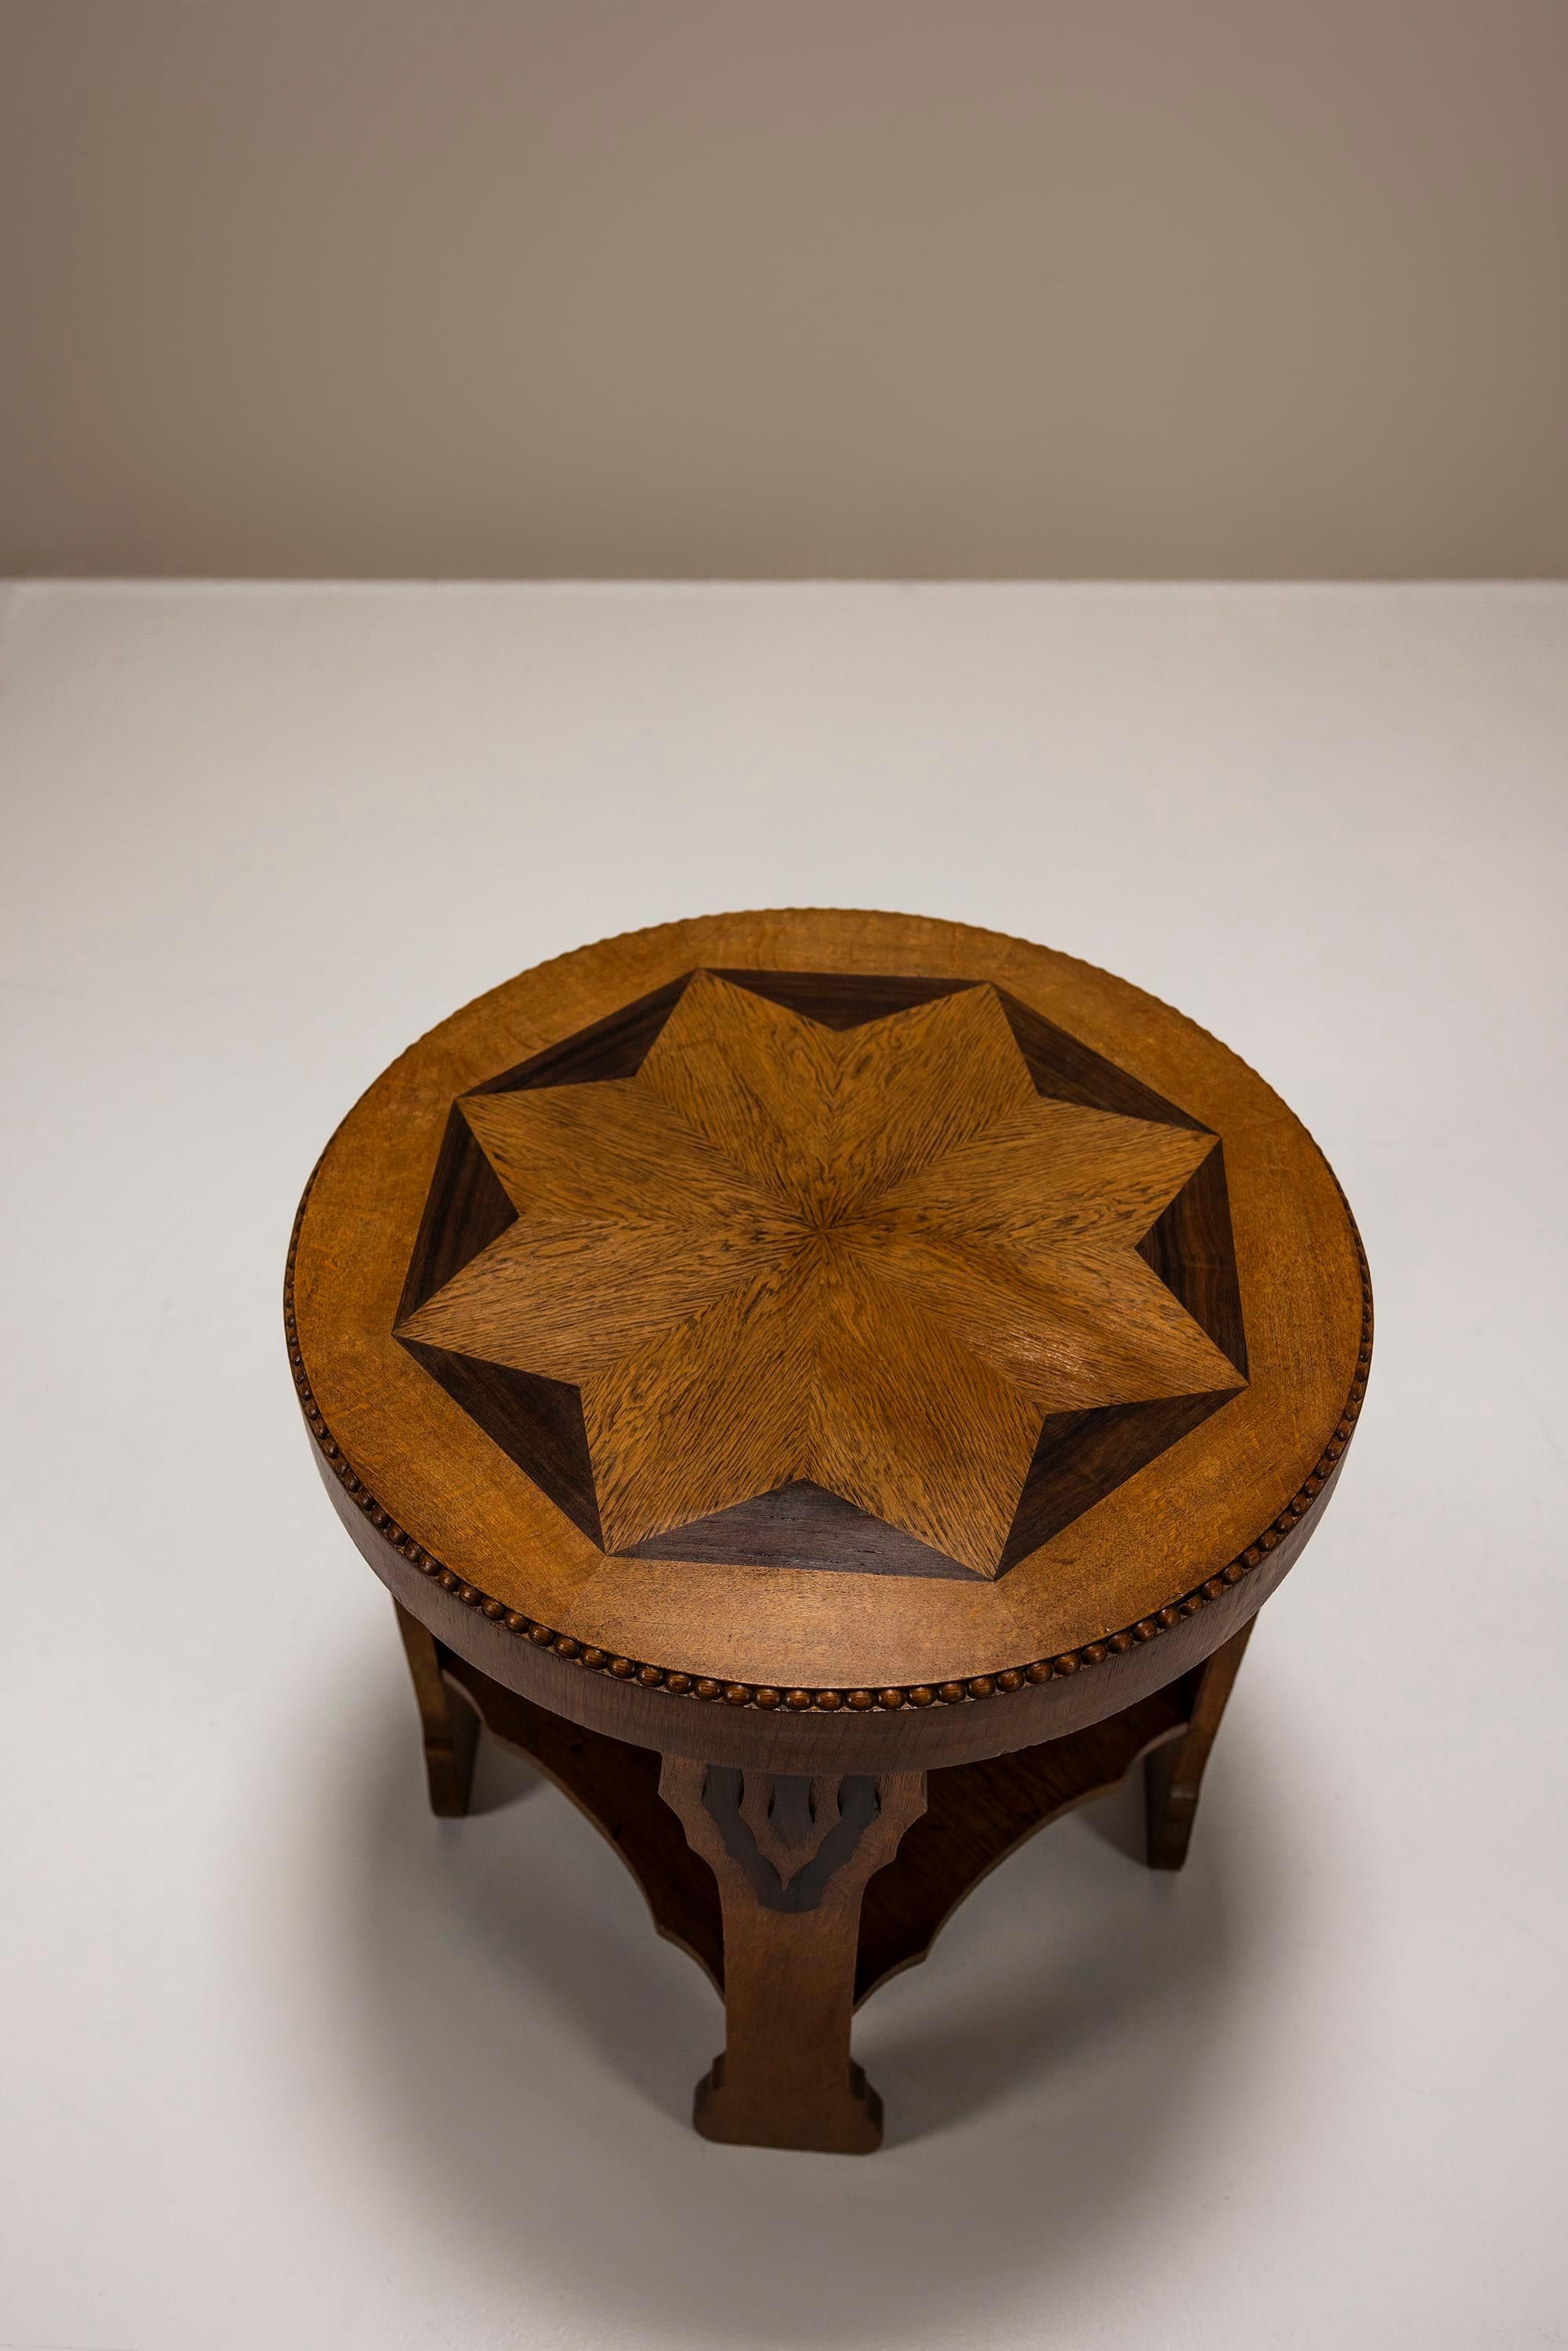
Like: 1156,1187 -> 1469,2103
395,1602 -> 1251,2153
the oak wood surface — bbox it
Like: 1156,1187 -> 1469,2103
398,975 -> 1240,1575
437,1641 -> 1218,1999
294,911 -> 1370,2160
854,1678 -> 1196,2001
1145,1619 -> 1254,1870
394,1601 -> 481,1817
292,910 -> 1368,1703
659,1758 -> 927,2150
325,1418 -> 1343,1775
406,1604 -> 1254,2154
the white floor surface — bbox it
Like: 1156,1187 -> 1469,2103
2,580 -> 1564,2351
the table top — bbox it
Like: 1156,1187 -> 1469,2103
289,909 -> 1368,1712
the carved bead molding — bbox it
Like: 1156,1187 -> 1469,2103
659,1761 -> 927,1913
285,1175 -> 1373,1714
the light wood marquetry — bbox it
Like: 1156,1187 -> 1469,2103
292,910 -> 1367,1712
291,911 -> 1371,2157
397,975 -> 1240,1574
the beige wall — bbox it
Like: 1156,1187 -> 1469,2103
2,0 -> 1565,579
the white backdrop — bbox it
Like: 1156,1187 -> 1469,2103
2,582 -> 1563,2350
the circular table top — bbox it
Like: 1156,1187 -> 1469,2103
289,909 -> 1369,1713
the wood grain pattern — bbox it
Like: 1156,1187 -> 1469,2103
624,1476 -> 982,1578
292,909 -> 1367,1697
993,985 -> 1208,1130
412,1624 -> 1239,2150
299,919 -> 1367,2170
471,974 -> 692,1093
394,1600 -> 480,1817
996,1390 -> 1236,1568
396,1105 -> 517,1324
854,1678 -> 1196,1998
437,1649 -> 727,1987
660,1756 -> 927,2152
394,970 -> 1245,1576
428,1630 -> 1219,2005
1134,1141 -> 1248,1376
710,967 -> 973,1029
323,1419 -> 1344,1772
394,1341 -> 604,1545
1145,1618 -> 1254,1868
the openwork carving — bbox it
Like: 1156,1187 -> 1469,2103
394,967 -> 1249,1580
703,1771 -> 882,1912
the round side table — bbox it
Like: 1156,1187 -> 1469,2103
285,909 -> 1370,2154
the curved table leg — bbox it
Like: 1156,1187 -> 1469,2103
659,1759 -> 927,2153
1144,1619 -> 1254,1870
394,1599 -> 480,1818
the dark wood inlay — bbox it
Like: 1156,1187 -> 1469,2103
1136,1141 -> 1248,1376
296,905 -> 1370,2157
995,987 -> 1209,1131
708,967 -> 977,1030
397,1105 -> 518,1324
998,1388 -> 1240,1571
394,965 -> 1248,1576
470,974 -> 694,1094
397,1339 -> 604,1546
622,1479 -> 978,1580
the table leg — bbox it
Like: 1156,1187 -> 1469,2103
659,1758 -> 927,2153
394,1599 -> 480,1818
1144,1619 -> 1254,1870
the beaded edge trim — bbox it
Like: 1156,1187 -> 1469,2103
283,1181 -> 1372,1716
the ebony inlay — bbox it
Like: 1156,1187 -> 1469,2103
1135,1142 -> 1248,1376
397,1105 -> 518,1325
472,974 -> 694,1094
993,986 -> 1209,1132
622,1479 -> 978,1579
397,1340 -> 604,1546
710,968 -> 975,1030
997,1390 -> 1240,1571
394,967 -> 1248,1577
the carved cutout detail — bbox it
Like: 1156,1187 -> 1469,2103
705,1770 -> 882,1911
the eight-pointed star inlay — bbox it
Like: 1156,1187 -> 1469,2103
395,973 -> 1247,1579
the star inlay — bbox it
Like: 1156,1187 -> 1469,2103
395,972 -> 1247,1579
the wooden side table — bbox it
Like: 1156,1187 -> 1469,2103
286,910 -> 1370,2154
